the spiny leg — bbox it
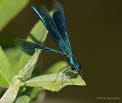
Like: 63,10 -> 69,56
63,73 -> 75,86
53,65 -> 70,82
61,67 -> 71,86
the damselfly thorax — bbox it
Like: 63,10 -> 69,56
65,54 -> 81,73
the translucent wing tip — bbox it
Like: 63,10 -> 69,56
15,38 -> 35,56
53,0 -> 64,12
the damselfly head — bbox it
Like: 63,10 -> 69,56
71,64 -> 82,78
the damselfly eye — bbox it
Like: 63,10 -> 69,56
71,66 -> 75,70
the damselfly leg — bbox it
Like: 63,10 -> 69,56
61,67 -> 72,86
53,65 -> 70,82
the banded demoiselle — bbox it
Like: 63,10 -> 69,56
17,1 -> 83,78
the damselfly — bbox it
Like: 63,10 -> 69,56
17,1 -> 82,78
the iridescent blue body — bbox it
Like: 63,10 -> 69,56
65,54 -> 81,72
17,1 -> 82,77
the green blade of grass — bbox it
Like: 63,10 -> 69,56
0,0 -> 29,31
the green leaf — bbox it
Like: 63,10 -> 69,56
25,71 -> 86,92
16,20 -> 47,80
0,46 -> 11,87
29,87 -> 44,101
0,35 -> 15,49
46,61 -> 68,74
32,90 -> 46,103
0,0 -> 29,31
5,47 -> 21,66
29,87 -> 45,102
15,95 -> 30,103
0,80 -> 21,103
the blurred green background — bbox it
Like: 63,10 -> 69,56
0,0 -> 121,103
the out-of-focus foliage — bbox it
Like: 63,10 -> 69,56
0,47 -> 11,87
29,88 -> 46,103
0,0 -> 29,31
0,35 -> 15,49
15,95 -> 30,103
5,47 -> 22,66
28,87 -> 44,101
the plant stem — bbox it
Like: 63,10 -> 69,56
0,80 -> 21,103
